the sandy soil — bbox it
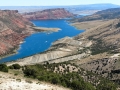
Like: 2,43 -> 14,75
0,71 -> 70,90
32,26 -> 61,32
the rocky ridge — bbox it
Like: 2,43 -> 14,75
0,10 -> 34,57
23,8 -> 75,20
0,10 -> 61,58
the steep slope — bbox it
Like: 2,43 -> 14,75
0,10 -> 33,57
72,8 -> 120,54
71,11 -> 120,85
75,19 -> 120,54
0,71 -> 70,90
23,8 -> 75,20
7,62 -> 118,90
2,8 -> 120,86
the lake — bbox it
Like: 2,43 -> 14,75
0,19 -> 84,63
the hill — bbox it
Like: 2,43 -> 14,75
72,8 -> 120,53
0,10 -> 58,58
0,6 -> 120,89
0,10 -> 33,57
70,8 -> 120,85
1,62 -> 118,90
72,8 -> 120,22
0,69 -> 70,90
7,7 -> 120,87
23,8 -> 75,20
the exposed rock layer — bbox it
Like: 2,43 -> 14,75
0,10 -> 33,56
23,8 -> 75,20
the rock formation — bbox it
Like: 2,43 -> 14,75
23,8 -> 75,20
0,10 -> 33,56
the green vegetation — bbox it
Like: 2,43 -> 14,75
9,64 -> 21,69
22,62 -> 118,90
89,39 -> 116,55
23,64 -> 95,90
97,79 -> 117,90
0,63 -> 118,90
116,22 -> 120,28
0,64 -> 8,72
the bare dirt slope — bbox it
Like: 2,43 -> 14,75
0,71 -> 70,90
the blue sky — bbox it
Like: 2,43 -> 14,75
0,0 -> 120,6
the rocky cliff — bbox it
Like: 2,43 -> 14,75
0,10 -> 33,57
23,8 -> 75,20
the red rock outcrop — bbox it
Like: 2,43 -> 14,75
0,10 -> 33,56
23,8 -> 75,20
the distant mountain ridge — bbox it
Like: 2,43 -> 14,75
72,8 -> 120,22
0,3 -> 119,14
23,8 -> 75,20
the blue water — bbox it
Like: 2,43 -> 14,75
0,19 -> 84,63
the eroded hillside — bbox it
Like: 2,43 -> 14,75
71,11 -> 120,85
23,8 -> 75,20
0,10 -> 34,57
74,19 -> 120,54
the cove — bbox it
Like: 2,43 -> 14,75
0,19 -> 84,63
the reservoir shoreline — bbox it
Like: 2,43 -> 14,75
0,19 -> 84,63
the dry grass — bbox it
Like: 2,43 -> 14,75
72,20 -> 110,30
71,53 -> 109,65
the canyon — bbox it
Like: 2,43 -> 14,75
6,8 -> 120,86
0,10 -> 61,59
0,6 -> 119,89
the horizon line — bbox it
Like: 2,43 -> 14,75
0,3 -> 119,7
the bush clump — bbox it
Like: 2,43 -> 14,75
22,64 -> 95,90
0,64 -> 8,72
9,64 -> 21,69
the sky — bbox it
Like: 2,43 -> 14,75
0,0 -> 120,6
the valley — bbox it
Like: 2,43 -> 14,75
0,4 -> 120,90
0,19 -> 83,63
